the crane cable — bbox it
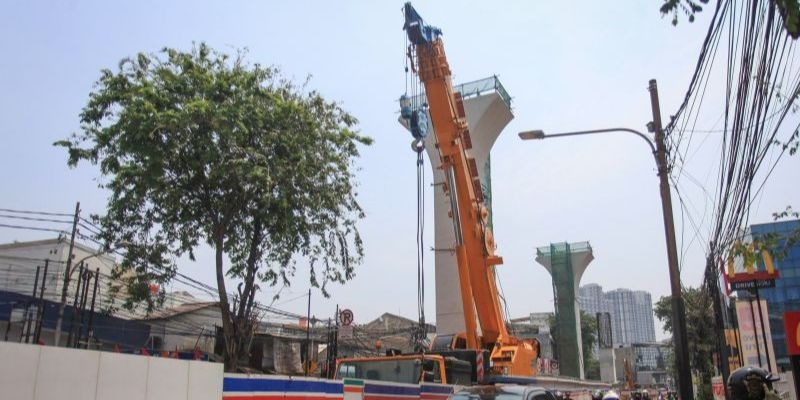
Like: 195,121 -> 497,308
415,148 -> 427,351
405,29 -> 428,351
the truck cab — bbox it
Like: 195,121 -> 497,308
335,354 -> 473,385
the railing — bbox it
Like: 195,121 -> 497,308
453,76 -> 512,108
409,75 -> 512,110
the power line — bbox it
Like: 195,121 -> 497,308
0,207 -> 73,218
0,213 -> 74,225
0,223 -> 69,235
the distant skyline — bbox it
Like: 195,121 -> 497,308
579,283 -> 657,345
1,1 -> 798,340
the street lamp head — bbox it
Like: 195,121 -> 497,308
518,129 -> 546,140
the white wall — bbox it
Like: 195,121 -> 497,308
0,341 -> 223,400
0,239 -> 116,303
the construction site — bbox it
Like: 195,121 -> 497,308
1,2 -> 800,400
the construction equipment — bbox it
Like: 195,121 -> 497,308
623,358 -> 635,391
401,2 -> 539,376
335,2 -> 538,384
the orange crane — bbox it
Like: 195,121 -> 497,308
400,2 -> 539,376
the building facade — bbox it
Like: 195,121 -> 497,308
741,219 -> 800,370
579,283 -> 606,318
509,312 -> 555,360
579,284 -> 656,346
613,342 -> 673,388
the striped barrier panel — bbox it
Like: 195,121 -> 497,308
224,375 -> 456,400
223,374 -> 344,400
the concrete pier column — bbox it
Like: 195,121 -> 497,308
535,241 -> 594,379
399,76 -> 513,336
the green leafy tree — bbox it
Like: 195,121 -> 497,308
660,0 -> 709,25
580,311 -> 601,380
56,43 -> 372,371
661,0 -> 800,38
655,287 -> 716,400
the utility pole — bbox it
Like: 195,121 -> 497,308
24,266 -> 41,343
305,288 -> 311,377
709,255 -> 732,399
84,269 -> 100,349
75,268 -> 92,348
66,262 -> 85,347
33,259 -> 49,344
54,201 -> 80,347
754,288 -> 773,371
649,79 -> 694,400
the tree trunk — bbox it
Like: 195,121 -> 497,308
214,231 -> 238,372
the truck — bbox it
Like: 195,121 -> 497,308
334,2 -> 539,385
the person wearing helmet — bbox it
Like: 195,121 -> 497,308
602,390 -> 620,400
727,366 -> 780,400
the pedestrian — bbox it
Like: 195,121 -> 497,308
727,366 -> 780,400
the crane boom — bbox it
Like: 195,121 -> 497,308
402,2 -> 538,376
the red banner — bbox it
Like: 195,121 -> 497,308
784,311 -> 800,356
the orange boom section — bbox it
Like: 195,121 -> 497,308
403,2 -> 538,376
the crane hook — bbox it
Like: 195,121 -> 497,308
411,139 -> 425,153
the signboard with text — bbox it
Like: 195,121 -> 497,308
712,376 -> 725,400
730,279 -> 775,290
339,325 -> 354,338
735,300 -> 778,372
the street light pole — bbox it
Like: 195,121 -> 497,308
518,79 -> 694,400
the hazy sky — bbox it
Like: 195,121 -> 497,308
1,1 -> 798,339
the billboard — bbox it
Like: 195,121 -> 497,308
725,328 -> 742,372
597,312 -> 613,349
784,311 -> 800,356
735,300 -> 777,372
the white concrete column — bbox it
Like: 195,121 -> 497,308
420,87 -> 513,336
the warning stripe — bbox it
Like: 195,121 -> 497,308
224,396 -> 343,400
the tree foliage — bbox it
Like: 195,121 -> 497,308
580,311 -> 601,380
655,287 -> 716,400
56,43 -> 371,370
661,0 -> 800,38
660,0 -> 709,25
549,310 -> 600,379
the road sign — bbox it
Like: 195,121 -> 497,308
730,279 -> 776,291
785,311 -> 800,356
712,376 -> 725,400
339,325 -> 354,338
340,309 -> 354,326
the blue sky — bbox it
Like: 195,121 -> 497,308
2,1 -> 798,338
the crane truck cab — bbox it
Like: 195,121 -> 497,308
335,354 -> 474,385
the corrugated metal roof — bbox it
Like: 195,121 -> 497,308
139,301 -> 219,320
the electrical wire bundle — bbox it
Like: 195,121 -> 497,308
665,0 -> 800,284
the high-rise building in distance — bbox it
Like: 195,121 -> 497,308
579,284 -> 657,345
